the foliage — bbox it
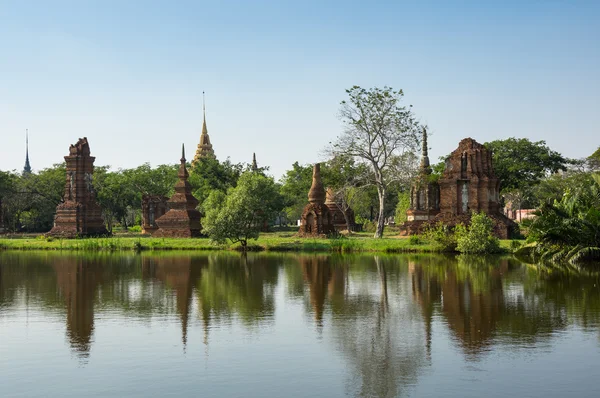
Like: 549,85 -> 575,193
189,157 -> 243,205
332,86 -> 421,238
279,161 -> 314,222
424,222 -> 457,252
527,173 -> 600,264
484,137 -> 568,194
202,172 -> 284,248
455,213 -> 501,254
394,190 -> 410,224
588,146 -> 600,171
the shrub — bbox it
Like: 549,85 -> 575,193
455,212 -> 501,254
408,235 -> 422,245
362,220 -> 377,233
424,222 -> 457,252
129,225 -> 142,233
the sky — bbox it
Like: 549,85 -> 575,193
0,0 -> 598,179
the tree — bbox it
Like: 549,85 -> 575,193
587,146 -> 600,171
331,86 -> 421,237
189,157 -> 243,205
323,155 -> 369,233
202,172 -> 283,249
279,162 -> 314,222
484,138 -> 568,194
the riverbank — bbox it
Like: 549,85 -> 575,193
0,232 -> 513,253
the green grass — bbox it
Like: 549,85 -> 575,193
0,231 -> 513,254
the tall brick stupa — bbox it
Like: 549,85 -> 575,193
298,163 -> 335,237
48,137 -> 108,237
154,144 -> 202,238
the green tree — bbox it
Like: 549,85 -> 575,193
279,161 -> 314,222
202,172 -> 283,249
527,173 -> 600,264
394,190 -> 410,224
484,138 -> 568,193
331,86 -> 421,237
189,157 -> 243,205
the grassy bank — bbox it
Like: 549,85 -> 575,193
0,232 -> 513,254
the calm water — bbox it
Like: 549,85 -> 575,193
1,252 -> 600,397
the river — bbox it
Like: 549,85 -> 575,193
1,252 -> 599,397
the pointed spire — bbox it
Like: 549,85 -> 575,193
308,163 -> 326,204
178,143 -> 189,179
23,129 -> 32,175
192,91 -> 215,165
419,127 -> 431,175
251,153 -> 258,171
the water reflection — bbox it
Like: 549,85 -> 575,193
1,252 -> 599,397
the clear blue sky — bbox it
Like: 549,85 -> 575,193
1,0 -> 598,179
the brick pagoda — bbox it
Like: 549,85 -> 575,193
192,95 -> 215,167
298,163 -> 335,237
153,145 -> 202,238
403,128 -> 440,234
325,188 -> 357,232
48,137 -> 108,237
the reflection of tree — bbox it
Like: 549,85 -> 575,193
195,253 -> 279,344
328,256 -> 429,398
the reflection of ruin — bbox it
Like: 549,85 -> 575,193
52,257 -> 103,358
409,258 -> 507,356
142,255 -> 204,347
299,255 -> 346,325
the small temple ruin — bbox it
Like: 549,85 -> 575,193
298,163 -> 335,236
153,144 -> 202,238
325,188 -> 358,232
403,134 -> 516,238
192,94 -> 215,167
141,195 -> 168,235
48,137 -> 108,237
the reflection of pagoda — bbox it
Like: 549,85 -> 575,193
299,255 -> 346,326
142,256 -> 205,348
409,259 -> 507,356
52,257 -> 102,358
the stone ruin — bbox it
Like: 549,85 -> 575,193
402,135 -> 517,239
153,145 -> 202,238
48,137 -> 108,238
298,163 -> 335,237
325,188 -> 358,232
141,195 -> 168,235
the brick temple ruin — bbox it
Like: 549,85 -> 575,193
402,133 -> 516,239
298,164 -> 335,237
325,188 -> 358,232
153,145 -> 202,238
141,195 -> 168,235
48,137 -> 108,237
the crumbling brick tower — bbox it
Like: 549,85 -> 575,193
298,163 -> 335,237
433,138 -> 516,238
48,137 -> 108,237
153,145 -> 202,238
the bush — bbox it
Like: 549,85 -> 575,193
424,222 -> 457,252
455,213 -> 501,254
362,220 -> 377,233
408,235 -> 422,245
128,225 -> 142,233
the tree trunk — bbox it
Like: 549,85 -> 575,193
342,208 -> 353,235
375,186 -> 386,238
